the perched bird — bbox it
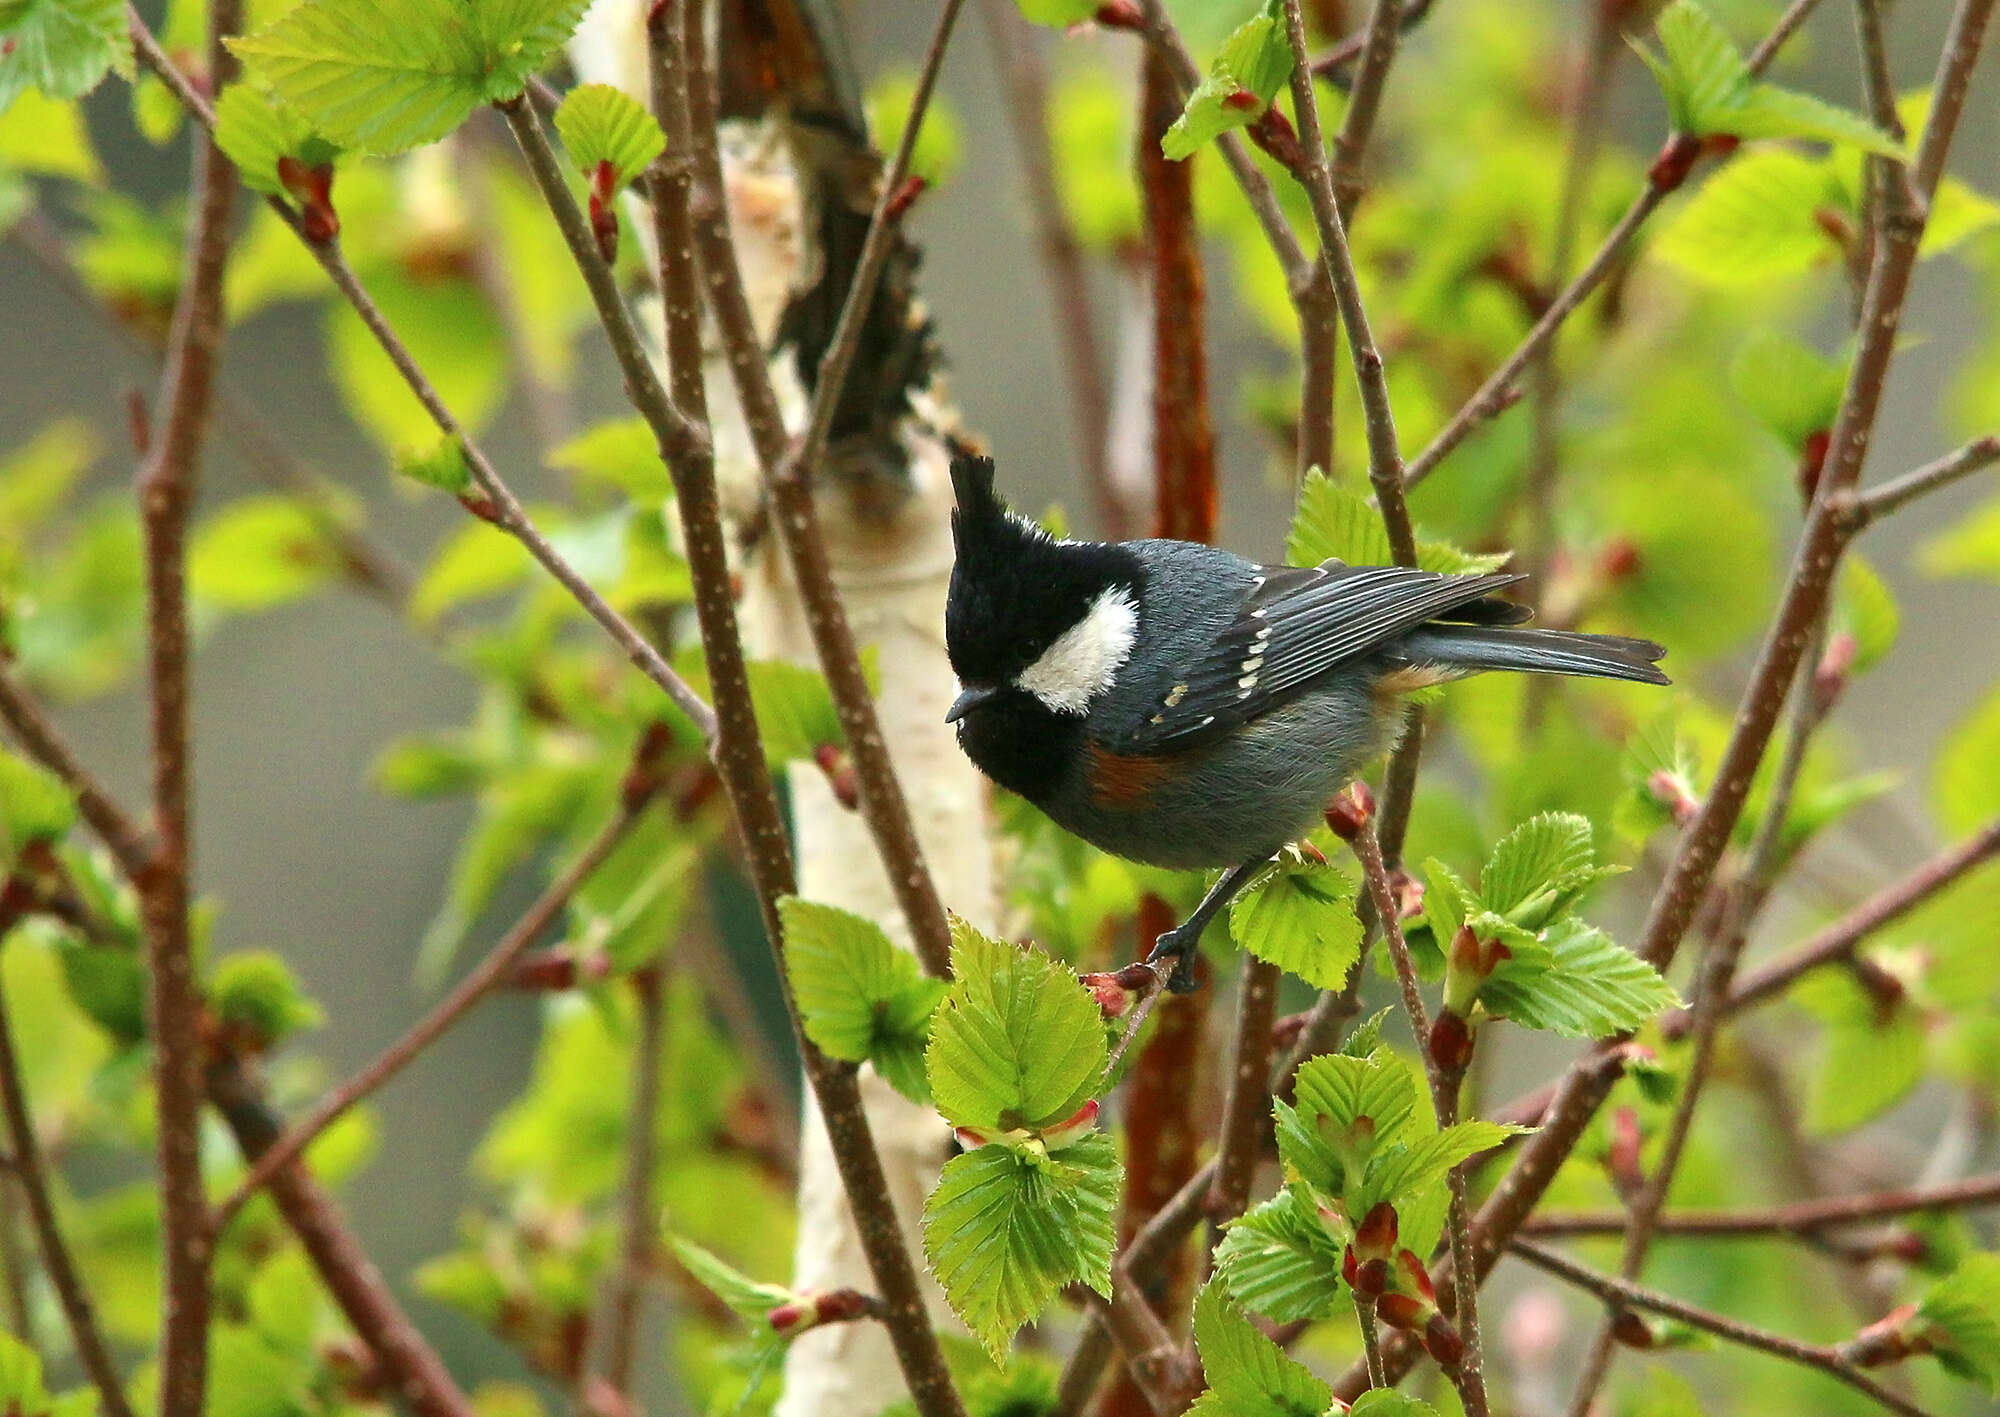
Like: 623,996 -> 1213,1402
942,455 -> 1669,992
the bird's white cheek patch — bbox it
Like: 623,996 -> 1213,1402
1016,586 -> 1139,715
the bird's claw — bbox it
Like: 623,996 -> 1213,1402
1145,928 -> 1203,994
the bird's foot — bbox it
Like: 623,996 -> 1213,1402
1144,926 -> 1204,995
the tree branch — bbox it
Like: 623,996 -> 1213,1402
0,666 -> 153,879
595,963 -> 667,1396
1838,433 -> 2000,530
1510,1240 -> 1941,1417
1329,0 -> 1405,216
0,914 -> 137,1417
1204,955 -> 1279,1226
1524,1172 -> 2000,1237
210,798 -> 649,1233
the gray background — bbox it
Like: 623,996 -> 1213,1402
2,0 -> 1997,1402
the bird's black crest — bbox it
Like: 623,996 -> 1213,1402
948,454 -> 1006,540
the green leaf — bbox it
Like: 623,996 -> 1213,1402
922,1130 -> 1119,1361
742,658 -> 845,766
927,917 -> 1106,1135
188,496 -> 342,612
1729,328 -> 1847,452
1213,1186 -> 1347,1323
214,81 -> 340,196
1795,966 -> 1924,1135
554,82 -> 664,189
1479,919 -> 1680,1037
1932,682 -> 2000,836
327,267 -> 506,450
1186,1280 -> 1331,1417
1160,7 -> 1291,163
0,1328 -> 54,1413
1360,1120 -> 1527,1209
1923,495 -> 2000,585
0,87 -> 102,180
1637,1 -> 1897,153
210,950 -> 325,1047
548,417 -> 671,502
1287,469 -> 1510,575
779,897 -> 945,1105
1228,852 -> 1363,990
1014,0 -> 1096,26
1349,1395 -> 1440,1417
1651,148 -> 1841,286
868,71 -> 962,187
232,0 -> 591,155
411,521 -> 533,624
0,0 -> 130,114
1479,812 -> 1600,924
0,746 -> 76,864
1917,1253 -> 2000,1391
395,437 -> 474,495
668,1234 -> 795,1319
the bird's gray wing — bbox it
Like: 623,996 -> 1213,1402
1112,561 -> 1527,752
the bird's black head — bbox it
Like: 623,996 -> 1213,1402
945,455 -> 1145,712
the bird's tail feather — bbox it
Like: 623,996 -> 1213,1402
1399,625 -> 1670,686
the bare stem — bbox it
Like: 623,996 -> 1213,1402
1525,1171 -> 2000,1236
596,965 -> 667,1395
1511,1240 -> 1941,1417
0,667 -> 153,879
1330,0 -> 1406,216
1204,956 -> 1280,1225
1839,433 -> 2000,529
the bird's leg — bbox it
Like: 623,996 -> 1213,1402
1145,857 -> 1270,995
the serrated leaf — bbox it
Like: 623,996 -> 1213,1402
1731,85 -> 1903,156
395,437 -> 473,495
1213,1187 -> 1347,1323
1160,10 -> 1290,163
922,1131 -> 1119,1362
1229,854 -> 1363,990
1917,1253 -> 2000,1391
778,897 -> 945,1105
1287,469 -> 1509,575
554,82 -> 664,189
669,1234 -> 795,1318
214,82 -> 340,195
1652,147 -> 1840,286
0,746 -> 76,864
0,0 -> 130,114
1186,1281 -> 1331,1417
927,917 -> 1106,1135
1350,1395 -> 1441,1417
1359,1120 -> 1528,1209
1479,919 -> 1680,1037
189,496 -> 342,612
1480,812 -> 1596,920
232,0 -> 591,155
1729,328 -> 1847,452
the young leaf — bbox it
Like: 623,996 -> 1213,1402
553,83 -> 665,189
1479,811 -> 1597,922
0,746 -> 76,864
1359,1120 -> 1527,1209
1729,328 -> 1847,452
1186,1280 -> 1331,1417
868,71 -> 962,187
1160,7 -> 1291,163
0,0 -> 131,114
1479,919 -> 1680,1037
1287,469 -> 1509,576
1650,148 -> 1840,287
742,658 -> 845,767
926,917 -> 1106,1135
921,1130 -> 1119,1361
1796,966 -> 1924,1136
394,437 -> 474,496
1350,1394 -> 1441,1417
548,416 -> 671,502
231,0 -> 592,154
1834,555 -> 1899,675
1213,1186 -> 1347,1323
779,896 -> 945,1105
209,951 -> 325,1048
1014,0 -> 1096,26
669,1234 -> 796,1319
1932,683 -> 2000,836
188,496 -> 342,612
214,82 -> 340,196
1916,1253 -> 2000,1391
1228,852 -> 1363,990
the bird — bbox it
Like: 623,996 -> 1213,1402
941,454 -> 1669,993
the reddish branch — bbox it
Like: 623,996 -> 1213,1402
0,669 -> 153,879
1524,1172 -> 2000,1237
595,965 -> 667,1395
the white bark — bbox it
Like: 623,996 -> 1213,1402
570,7 -> 997,1410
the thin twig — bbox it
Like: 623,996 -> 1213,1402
1279,0 -> 1415,565
1839,433 -> 2000,529
0,666 -> 153,878
1355,1296 -> 1387,1390
1094,1268 -> 1200,1415
1525,1172 -> 2000,1236
596,965 -> 667,1395
210,802 -> 646,1233
1706,815 -> 2000,1026
1511,1241 -> 1940,1417
978,0 -> 1128,536
0,925 -> 137,1417
139,0 -> 241,1397
1329,0 -> 1406,216
1205,956 -> 1280,1225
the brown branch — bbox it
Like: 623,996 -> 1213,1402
1838,433 -> 2000,530
210,800 -> 647,1232
0,912 -> 137,1417
595,964 -> 667,1396
978,0 -> 1129,536
1204,955 -> 1279,1226
1525,1172 -> 2000,1237
1510,1241 -> 1940,1417
672,0 -> 961,981
1310,0 -> 1436,81
0,666 -> 153,879
1095,1268 -> 1200,1415
642,10 -> 969,1412
127,14 -> 718,747
1703,815 -> 2000,1027
205,1055 -> 475,1417
1279,0 -> 1415,566
138,0 -> 241,1399
1329,0 -> 1405,216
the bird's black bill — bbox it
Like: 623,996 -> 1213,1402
946,685 -> 998,724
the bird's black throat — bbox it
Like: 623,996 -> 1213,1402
950,686 -> 1084,809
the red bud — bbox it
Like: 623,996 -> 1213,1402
1429,1010 -> 1475,1072
1090,0 -> 1143,29
767,1301 -> 807,1335
1646,133 -> 1703,191
1612,1309 -> 1657,1349
1646,769 -> 1700,825
884,175 -> 928,223
277,155 -> 339,243
1355,1201 -> 1399,1260
1798,429 -> 1832,505
812,744 -> 859,810
1395,1248 -> 1436,1306
1598,537 -> 1643,582
1423,1312 -> 1465,1367
1814,631 -> 1856,714
1375,1292 -> 1426,1331
1609,1106 -> 1645,1201
1323,782 -> 1375,841
1387,867 -> 1424,920
1222,87 -> 1262,112
1297,840 -> 1328,866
